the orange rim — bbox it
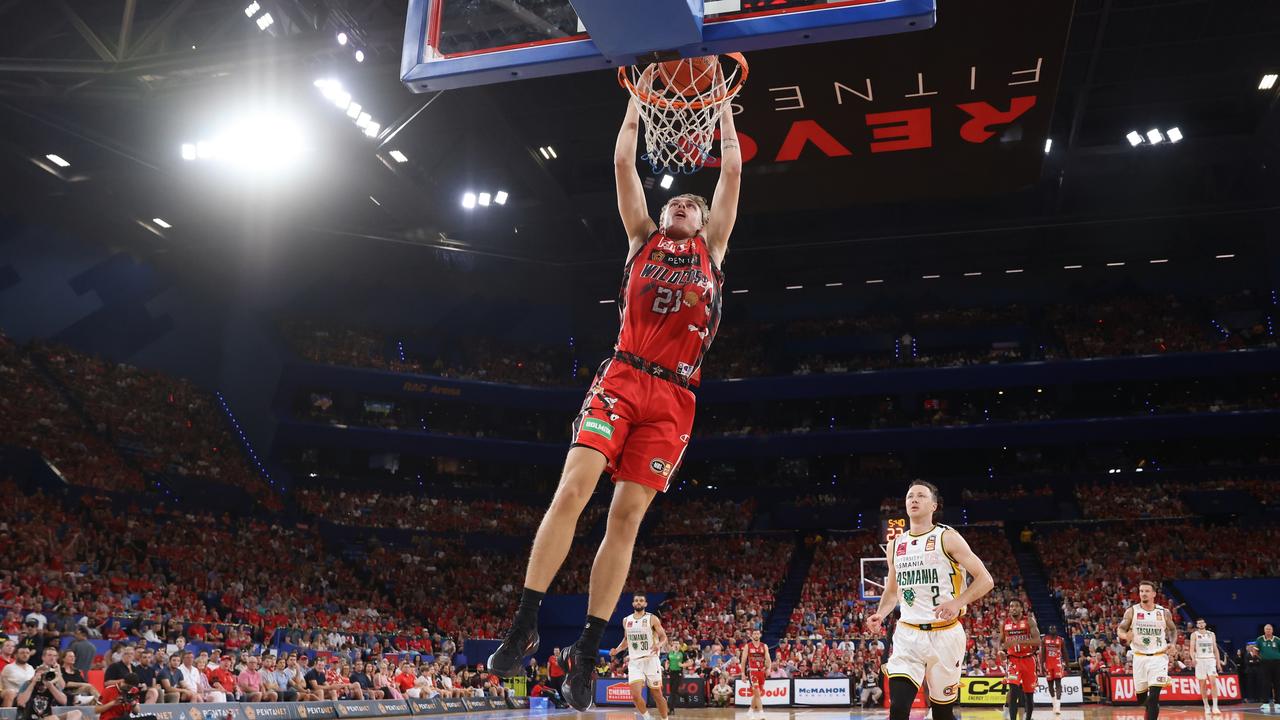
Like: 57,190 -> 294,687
617,52 -> 748,111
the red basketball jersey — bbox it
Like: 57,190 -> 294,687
1003,618 -> 1036,658
615,231 -> 723,386
1043,635 -> 1065,664
746,642 -> 767,671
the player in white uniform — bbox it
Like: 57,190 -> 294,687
1117,580 -> 1178,720
868,481 -> 995,720
609,593 -> 670,720
1191,618 -> 1222,714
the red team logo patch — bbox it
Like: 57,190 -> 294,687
896,542 -> 907,556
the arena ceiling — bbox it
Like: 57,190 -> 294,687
0,0 -> 1277,271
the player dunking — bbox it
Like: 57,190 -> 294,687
1002,598 -> 1041,720
609,593 -> 671,720
740,630 -> 771,719
1117,580 -> 1178,720
1190,618 -> 1222,714
1041,625 -> 1067,714
486,89 -> 743,713
868,481 -> 995,720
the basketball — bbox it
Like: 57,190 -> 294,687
658,56 -> 717,97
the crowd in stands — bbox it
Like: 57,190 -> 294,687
281,290 -> 1278,384
651,497 -> 755,535
0,333 -> 144,492
25,341 -> 268,501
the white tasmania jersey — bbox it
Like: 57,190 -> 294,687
892,524 -> 965,625
1192,630 -> 1217,659
623,612 -> 658,660
1131,604 -> 1171,654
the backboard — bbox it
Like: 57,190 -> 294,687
401,0 -> 936,92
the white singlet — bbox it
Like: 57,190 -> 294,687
1192,630 -> 1217,660
892,524 -> 964,626
624,612 -> 658,661
1131,604 -> 1170,654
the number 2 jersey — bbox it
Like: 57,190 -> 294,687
892,524 -> 965,626
614,230 -> 724,386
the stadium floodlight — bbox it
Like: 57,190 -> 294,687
244,2 -> 260,17
660,174 -> 674,189
785,285 -> 803,290
332,92 -> 351,110
824,282 -> 843,287
1149,258 -> 1169,264
1215,253 -> 1235,259
1005,268 -> 1024,274
865,279 -> 884,284
45,154 -> 70,167
345,103 -> 361,119
963,272 -> 982,277
1106,262 -> 1125,267
1063,264 -> 1082,270
1146,128 -> 1164,144
337,32 -> 348,45
494,190 -> 508,205
355,112 -> 371,128
313,78 -> 337,89
363,122 -> 380,138
1126,130 -> 1143,146
389,150 -> 408,163
731,289 -> 749,294
255,13 -> 273,30
1166,127 -> 1182,143
478,192 -> 491,207
181,144 -> 196,161
538,147 -> 550,159
152,218 -> 172,228
922,274 -> 941,279
355,50 -> 365,63
1260,74 -> 1278,90
196,141 -> 213,159
461,192 -> 477,209
1044,138 -> 1052,153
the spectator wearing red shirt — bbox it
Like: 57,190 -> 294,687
546,650 -> 565,690
187,624 -> 206,641
207,656 -> 237,699
96,675 -> 142,720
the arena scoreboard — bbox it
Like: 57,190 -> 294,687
882,516 -> 907,545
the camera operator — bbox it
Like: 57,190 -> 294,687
16,647 -> 82,720
96,674 -> 153,720
58,651 -> 98,704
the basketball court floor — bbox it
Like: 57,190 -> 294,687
522,707 -> 1273,720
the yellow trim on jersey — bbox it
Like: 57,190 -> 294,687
907,525 -> 938,538
939,525 -> 960,564
884,672 -> 921,688
929,692 -> 960,705
1134,650 -> 1166,657
899,618 -> 960,632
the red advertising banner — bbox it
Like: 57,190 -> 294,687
1108,675 -> 1241,703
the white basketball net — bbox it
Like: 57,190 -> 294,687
619,54 -> 747,175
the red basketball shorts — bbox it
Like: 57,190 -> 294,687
570,358 -> 695,492
748,672 -> 766,690
1009,656 -> 1038,692
1045,661 -> 1064,680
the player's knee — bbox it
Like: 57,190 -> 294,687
889,677 -> 918,720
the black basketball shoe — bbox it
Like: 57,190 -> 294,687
559,644 -> 597,711
486,625 -> 539,678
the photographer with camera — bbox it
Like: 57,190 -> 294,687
16,647 -> 83,720
95,673 -> 153,720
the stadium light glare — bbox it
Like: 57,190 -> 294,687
1005,268 -> 1024,274
332,92 -> 351,110
255,13 -> 273,30
1146,128 -> 1164,144
1125,130 -> 1143,146
355,112 -> 371,128
45,154 -> 70,167
547,146 -> 558,158
1044,138 -> 1052,153
478,192 -> 491,207
1063,264 -> 1083,270
345,103 -> 361,119
181,144 -> 196,161
389,150 -> 408,163
731,289 -> 749,294
865,279 -> 884,284
461,192 -> 477,209
363,122 -> 380,138
244,2 -> 260,17
1260,74 -> 1278,90
824,282 -> 843,287
1149,258 -> 1169,264
1166,127 -> 1183,143
337,32 -> 348,45
152,218 -> 172,228
1106,262 -> 1125,267
785,285 -> 803,290
355,50 -> 365,63
963,272 -> 982,277
1215,253 -> 1235,259
494,190 -> 508,205
922,274 -> 940,279
660,174 -> 674,189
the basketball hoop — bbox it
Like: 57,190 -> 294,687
618,52 -> 748,175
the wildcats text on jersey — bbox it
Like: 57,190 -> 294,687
639,264 -> 712,287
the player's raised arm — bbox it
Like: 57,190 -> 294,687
615,97 -> 657,260
705,104 -> 742,268
936,529 -> 994,620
